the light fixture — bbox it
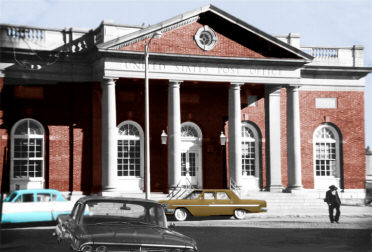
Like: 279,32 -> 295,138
220,131 -> 226,146
161,130 -> 168,145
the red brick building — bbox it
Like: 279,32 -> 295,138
0,5 -> 370,197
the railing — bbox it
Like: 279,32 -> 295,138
305,47 -> 338,59
301,46 -> 363,67
167,177 -> 196,200
229,178 -> 242,197
7,26 -> 45,40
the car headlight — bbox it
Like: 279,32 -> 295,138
81,245 -> 93,252
96,246 -> 107,252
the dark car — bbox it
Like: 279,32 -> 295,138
54,196 -> 198,252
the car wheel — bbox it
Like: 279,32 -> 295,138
174,208 -> 188,221
234,209 -> 246,220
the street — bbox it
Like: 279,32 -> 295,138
1,216 -> 371,252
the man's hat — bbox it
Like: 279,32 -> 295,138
329,185 -> 337,190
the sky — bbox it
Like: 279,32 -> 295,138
0,0 -> 371,147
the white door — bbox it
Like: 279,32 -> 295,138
181,151 -> 201,187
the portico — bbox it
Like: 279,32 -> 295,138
99,46 -> 309,193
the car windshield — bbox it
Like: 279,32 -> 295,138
81,200 -> 167,228
4,192 -> 17,202
183,191 -> 202,200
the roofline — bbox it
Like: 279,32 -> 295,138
303,65 -> 372,73
97,5 -> 313,61
97,48 -> 310,66
77,196 -> 160,204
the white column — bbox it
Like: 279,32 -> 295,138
287,85 -> 303,191
265,86 -> 283,192
228,82 -> 243,188
101,78 -> 117,193
168,80 -> 182,188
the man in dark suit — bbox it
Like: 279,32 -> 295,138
325,185 -> 342,223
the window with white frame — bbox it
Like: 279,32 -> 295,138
117,122 -> 143,177
241,124 -> 258,176
11,119 -> 44,178
314,126 -> 339,177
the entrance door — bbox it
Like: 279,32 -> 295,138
180,122 -> 203,188
181,151 -> 199,186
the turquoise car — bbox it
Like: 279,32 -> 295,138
2,189 -> 75,223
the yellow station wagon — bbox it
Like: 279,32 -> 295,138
159,189 -> 267,221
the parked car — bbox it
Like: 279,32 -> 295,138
54,196 -> 198,252
1,189 -> 74,223
159,189 -> 267,221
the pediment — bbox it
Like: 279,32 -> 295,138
97,5 -> 312,61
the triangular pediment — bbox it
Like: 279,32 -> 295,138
97,5 -> 312,61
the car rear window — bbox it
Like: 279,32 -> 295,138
85,202 -> 146,218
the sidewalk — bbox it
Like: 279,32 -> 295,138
171,205 -> 372,230
247,204 -> 372,218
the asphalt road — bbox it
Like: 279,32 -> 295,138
0,217 -> 371,252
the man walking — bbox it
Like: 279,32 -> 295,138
325,185 -> 342,223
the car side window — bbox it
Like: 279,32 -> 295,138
216,192 -> 230,200
22,193 -> 34,202
37,193 -> 51,202
51,194 -> 57,201
203,192 -> 215,200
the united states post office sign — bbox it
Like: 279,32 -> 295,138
104,60 -> 300,80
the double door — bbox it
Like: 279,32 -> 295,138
181,151 -> 201,187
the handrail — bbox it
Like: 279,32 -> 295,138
167,177 -> 196,200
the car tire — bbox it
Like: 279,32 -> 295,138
234,209 -> 246,220
174,208 -> 188,221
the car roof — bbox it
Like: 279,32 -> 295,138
11,189 -> 61,194
76,196 -> 161,205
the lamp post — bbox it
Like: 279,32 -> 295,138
145,31 -> 162,200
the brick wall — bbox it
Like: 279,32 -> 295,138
0,83 -> 93,194
121,21 -> 266,58
299,91 -> 365,189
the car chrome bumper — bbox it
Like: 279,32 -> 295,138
164,208 -> 175,214
260,207 -> 267,212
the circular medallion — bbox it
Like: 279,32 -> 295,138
194,25 -> 217,51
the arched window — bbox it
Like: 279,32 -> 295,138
241,123 -> 259,177
11,119 -> 44,179
313,125 -> 340,177
117,121 -> 144,177
181,125 -> 199,138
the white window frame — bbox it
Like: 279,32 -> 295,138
11,118 -> 45,189
241,123 -> 259,177
313,124 -> 341,189
117,120 -> 144,179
